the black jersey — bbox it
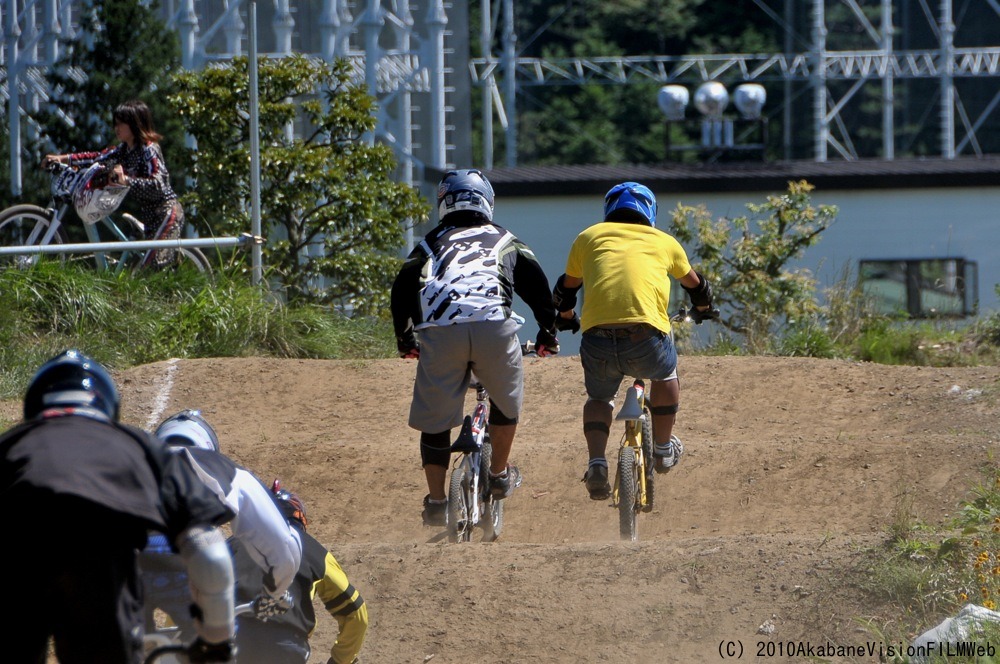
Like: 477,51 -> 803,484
0,412 -> 233,543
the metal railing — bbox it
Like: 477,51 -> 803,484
0,233 -> 263,256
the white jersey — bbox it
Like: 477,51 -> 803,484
176,447 -> 302,596
416,224 -> 514,327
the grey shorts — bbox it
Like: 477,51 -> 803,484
408,318 -> 524,433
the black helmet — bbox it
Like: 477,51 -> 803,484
23,349 -> 120,421
155,409 -> 221,452
437,169 -> 495,224
271,479 -> 308,529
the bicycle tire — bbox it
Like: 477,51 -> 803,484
0,204 -> 68,268
640,408 -> 655,513
617,446 -> 639,542
447,463 -> 473,543
132,245 -> 213,275
480,440 -> 504,542
178,246 -> 212,274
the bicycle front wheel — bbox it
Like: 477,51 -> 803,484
617,446 -> 639,542
0,204 -> 68,268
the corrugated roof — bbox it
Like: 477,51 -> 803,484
484,156 -> 1000,195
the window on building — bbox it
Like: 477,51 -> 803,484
859,258 -> 978,318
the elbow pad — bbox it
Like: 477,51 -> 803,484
552,274 -> 581,312
682,271 -> 714,309
177,525 -> 235,644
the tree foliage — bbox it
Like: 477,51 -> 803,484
668,180 -> 838,352
2,0 -> 183,209
30,0 -> 186,178
170,55 -> 428,312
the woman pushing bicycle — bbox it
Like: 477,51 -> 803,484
390,169 -> 561,526
41,99 -> 185,268
551,181 -> 717,501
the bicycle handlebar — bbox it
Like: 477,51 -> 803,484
671,306 -> 720,325
143,603 -> 254,664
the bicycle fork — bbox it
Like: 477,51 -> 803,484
612,381 -> 649,510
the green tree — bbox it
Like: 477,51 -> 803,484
669,180 -> 838,352
29,0 -> 186,183
170,55 -> 428,312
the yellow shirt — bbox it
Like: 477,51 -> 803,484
565,222 -> 692,334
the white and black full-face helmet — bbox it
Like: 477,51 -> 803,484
437,169 -> 495,224
155,409 -> 220,452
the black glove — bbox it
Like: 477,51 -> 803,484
690,307 -> 720,324
553,312 -> 581,334
681,271 -> 714,310
535,328 -> 560,357
396,333 -> 419,359
188,638 -> 236,663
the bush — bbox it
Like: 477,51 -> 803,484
0,262 -> 395,400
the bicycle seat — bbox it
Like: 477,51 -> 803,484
450,415 -> 480,453
615,382 -> 645,421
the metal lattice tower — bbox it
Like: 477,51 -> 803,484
6,0 -> 1000,195
473,0 -> 1000,166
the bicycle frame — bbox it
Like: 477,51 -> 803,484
612,380 -> 650,511
447,382 -> 503,543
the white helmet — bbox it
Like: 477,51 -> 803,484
73,163 -> 130,226
437,169 -> 495,223
156,409 -> 220,452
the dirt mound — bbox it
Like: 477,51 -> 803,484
31,356 -> 1000,662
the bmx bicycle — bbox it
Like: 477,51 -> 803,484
445,340 -> 540,543
143,603 -> 253,664
612,306 -> 718,542
0,162 -> 211,273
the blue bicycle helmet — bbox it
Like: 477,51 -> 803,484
23,349 -> 120,421
437,169 -> 495,223
603,182 -> 658,227
156,409 -> 220,452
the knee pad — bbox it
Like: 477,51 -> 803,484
488,399 -> 518,426
649,404 -> 679,416
420,430 -> 451,468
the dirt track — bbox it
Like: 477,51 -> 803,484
15,355 -> 999,662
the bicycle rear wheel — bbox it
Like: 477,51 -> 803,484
641,409 -> 655,513
617,446 -> 639,542
480,440 -> 504,542
133,246 -> 213,275
447,463 -> 474,543
177,246 -> 212,274
0,204 -> 68,268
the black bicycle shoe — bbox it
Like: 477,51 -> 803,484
421,494 -> 448,527
489,465 -> 522,500
583,463 -> 611,500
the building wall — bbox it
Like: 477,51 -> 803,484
497,186 -> 1000,355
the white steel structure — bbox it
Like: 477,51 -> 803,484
473,0 -> 1000,166
4,0 -> 1000,192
